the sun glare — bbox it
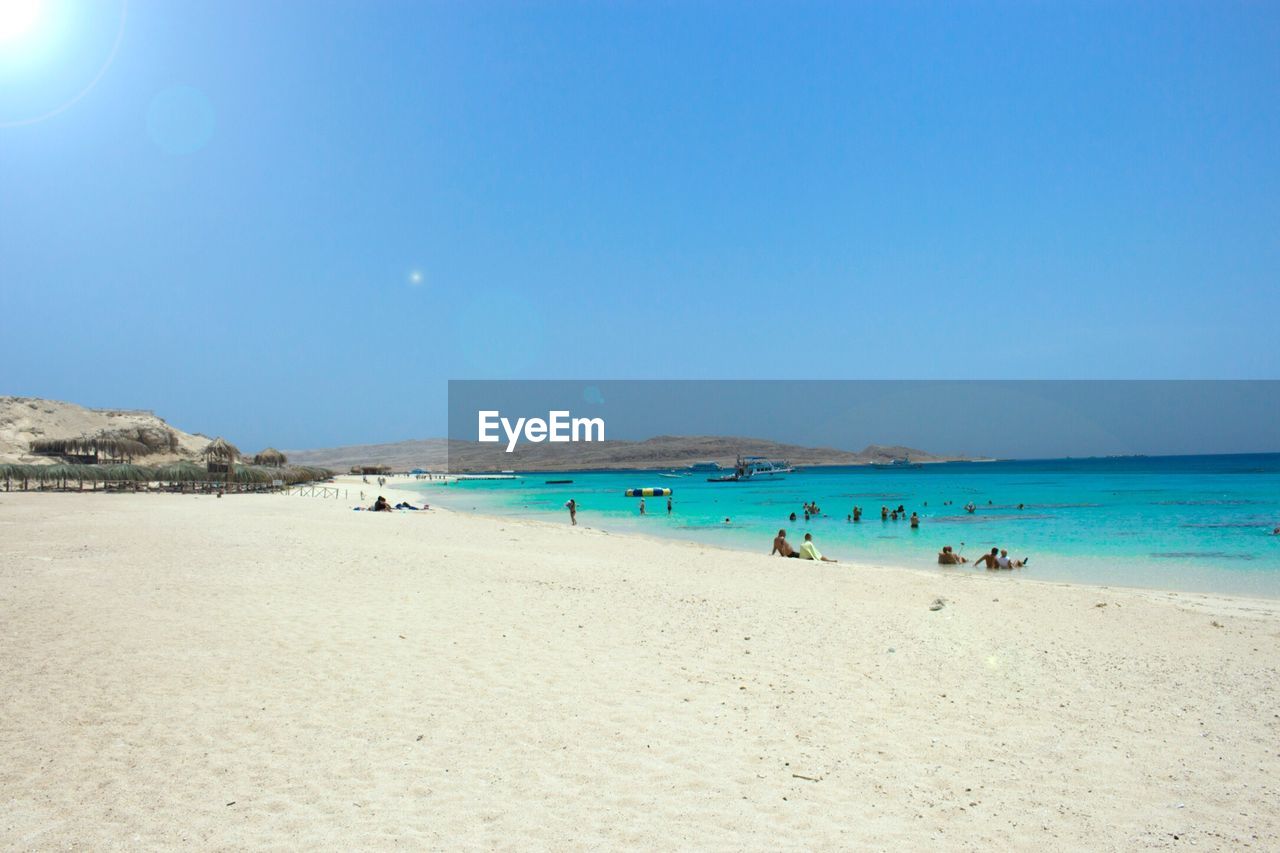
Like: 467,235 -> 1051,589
0,0 -> 44,43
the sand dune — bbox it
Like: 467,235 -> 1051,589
1,483 -> 1277,849
0,397 -> 210,465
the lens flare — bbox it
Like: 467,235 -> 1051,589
0,0 -> 43,43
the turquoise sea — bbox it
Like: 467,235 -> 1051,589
410,454 -> 1280,598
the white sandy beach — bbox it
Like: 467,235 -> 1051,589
2,480 -> 1278,850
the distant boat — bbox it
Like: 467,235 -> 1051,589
868,456 -> 923,469
689,461 -> 721,472
658,472 -> 686,479
708,455 -> 794,482
545,479 -> 573,484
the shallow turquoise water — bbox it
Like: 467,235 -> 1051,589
410,455 -> 1280,597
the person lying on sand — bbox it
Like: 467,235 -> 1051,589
938,545 -> 967,565
772,529 -> 799,558
797,533 -> 837,562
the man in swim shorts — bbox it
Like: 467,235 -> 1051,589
772,529 -> 799,558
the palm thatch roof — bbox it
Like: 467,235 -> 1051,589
281,465 -> 334,484
253,447 -> 287,466
229,464 -> 274,484
202,437 -> 240,462
101,464 -> 155,482
41,463 -> 107,482
0,463 -> 39,482
153,461 -> 208,482
30,434 -> 150,460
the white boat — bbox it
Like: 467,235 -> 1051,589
688,461 -> 721,472
867,456 -> 923,469
708,455 -> 794,482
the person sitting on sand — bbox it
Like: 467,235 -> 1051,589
370,496 -> 392,512
938,545 -> 967,565
974,547 -> 1000,569
998,549 -> 1028,568
772,529 -> 799,558
797,533 -> 837,562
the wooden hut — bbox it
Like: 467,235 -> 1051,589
202,437 -> 241,477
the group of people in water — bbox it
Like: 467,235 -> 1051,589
782,499 -> 1027,570
636,495 -> 674,516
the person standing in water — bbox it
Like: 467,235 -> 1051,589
667,495 -> 673,515
639,497 -> 646,515
565,498 -> 577,526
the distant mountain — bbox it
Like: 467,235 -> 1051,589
285,435 -> 985,472
285,439 -> 451,472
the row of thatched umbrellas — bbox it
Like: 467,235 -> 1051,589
6,435 -> 330,491
0,461 -> 335,490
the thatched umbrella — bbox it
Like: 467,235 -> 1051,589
40,463 -> 106,490
102,464 -> 155,490
154,461 -> 206,482
281,465 -> 333,485
229,464 -> 273,484
0,463 -> 38,491
153,461 -> 206,491
253,448 -> 287,467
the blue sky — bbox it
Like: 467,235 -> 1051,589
2,1 -> 1278,449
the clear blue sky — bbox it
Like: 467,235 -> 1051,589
2,1 -> 1278,450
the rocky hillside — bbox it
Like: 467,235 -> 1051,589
0,397 -> 211,465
